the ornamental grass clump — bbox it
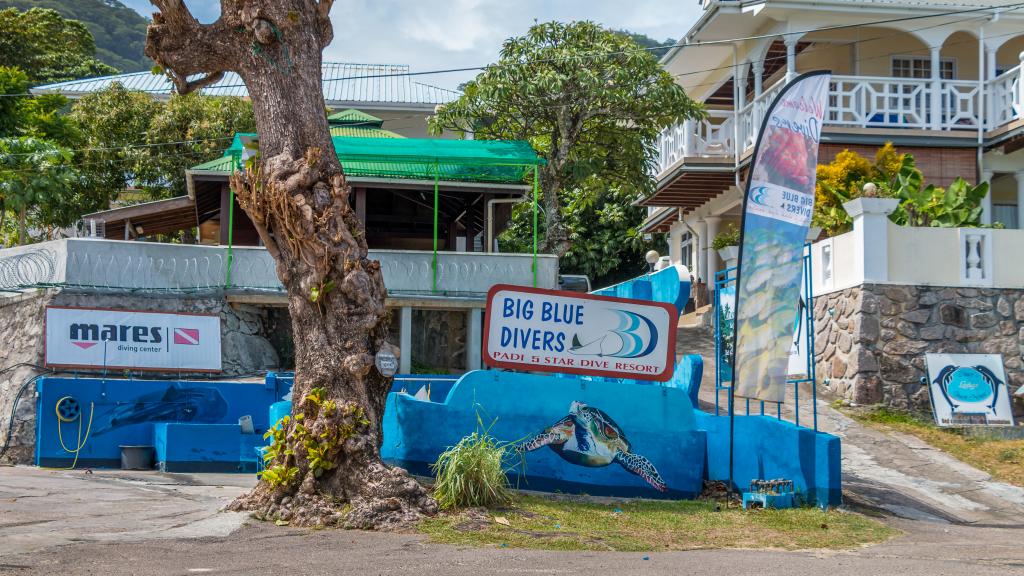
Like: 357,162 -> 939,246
431,425 -> 514,510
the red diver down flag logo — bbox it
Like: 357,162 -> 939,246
173,328 -> 200,345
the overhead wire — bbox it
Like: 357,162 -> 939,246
0,1 -> 1021,101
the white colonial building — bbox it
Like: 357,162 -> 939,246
642,0 -> 1024,411
643,0 -> 1024,294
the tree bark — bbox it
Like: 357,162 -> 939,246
145,0 -> 435,529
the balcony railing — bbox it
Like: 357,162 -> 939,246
0,239 -> 559,297
656,64 -> 1024,177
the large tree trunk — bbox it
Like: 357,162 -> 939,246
145,0 -> 435,529
539,167 -> 570,257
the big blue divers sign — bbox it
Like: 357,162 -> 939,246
925,353 -> 1014,427
733,71 -> 830,403
483,285 -> 678,381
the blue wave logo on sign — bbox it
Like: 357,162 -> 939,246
750,186 -> 770,207
569,309 -> 658,358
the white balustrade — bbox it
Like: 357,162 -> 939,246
989,66 -> 1022,128
0,239 -> 558,296
828,76 -> 930,129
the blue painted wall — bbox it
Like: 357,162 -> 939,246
592,265 -> 691,314
33,367 -> 839,507
35,376 -> 284,468
383,369 -> 707,498
154,423 -> 264,473
696,412 -> 841,507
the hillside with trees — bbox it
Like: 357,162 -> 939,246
0,0 -> 150,73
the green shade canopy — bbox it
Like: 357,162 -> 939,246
220,133 -> 544,184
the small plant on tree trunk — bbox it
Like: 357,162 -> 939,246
144,0 -> 435,529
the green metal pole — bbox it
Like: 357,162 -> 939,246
532,164 -> 539,287
226,154 -> 239,289
432,161 -> 439,293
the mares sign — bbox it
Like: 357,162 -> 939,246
482,285 -> 677,381
45,306 -> 222,372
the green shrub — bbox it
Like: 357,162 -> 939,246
431,424 -> 513,510
711,224 -> 741,251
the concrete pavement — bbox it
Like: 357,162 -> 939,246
678,324 -> 1024,527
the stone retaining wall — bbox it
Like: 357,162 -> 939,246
814,283 -> 1024,416
0,289 -> 282,465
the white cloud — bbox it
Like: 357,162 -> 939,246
125,0 -> 704,89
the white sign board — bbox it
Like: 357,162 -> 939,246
482,285 -> 678,382
925,353 -> 1014,427
45,307 -> 222,372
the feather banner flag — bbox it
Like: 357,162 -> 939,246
732,71 -> 830,403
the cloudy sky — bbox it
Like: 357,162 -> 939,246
123,0 -> 703,89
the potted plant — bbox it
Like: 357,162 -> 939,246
712,224 -> 741,268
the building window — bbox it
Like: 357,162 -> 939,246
892,56 -> 955,79
679,231 -> 694,270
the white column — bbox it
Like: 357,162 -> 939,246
681,119 -> 695,157
693,219 -> 708,286
736,61 -> 750,108
1016,171 -> 1024,230
399,306 -> 413,374
930,45 -> 943,130
1018,52 -> 1024,120
843,197 -> 899,284
751,60 -> 764,98
981,169 -> 994,225
704,216 -> 721,291
986,46 -> 997,129
784,36 -> 798,82
466,308 -> 482,371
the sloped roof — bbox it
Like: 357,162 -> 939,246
32,63 -> 460,109
328,109 -> 384,127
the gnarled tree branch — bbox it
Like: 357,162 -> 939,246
146,1 -> 243,95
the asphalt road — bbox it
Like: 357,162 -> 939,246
4,516 -> 1023,576
1,467 -> 1022,576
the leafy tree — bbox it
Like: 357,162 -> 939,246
0,0 -> 152,72
431,21 -> 701,257
0,66 -> 30,137
70,82 -> 159,205
0,136 -> 80,244
146,0 -> 434,528
140,93 -> 255,198
0,7 -> 117,84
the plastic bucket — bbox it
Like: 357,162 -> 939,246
119,445 -> 154,470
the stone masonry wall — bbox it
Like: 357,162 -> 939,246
0,289 -> 283,465
814,283 -> 1024,416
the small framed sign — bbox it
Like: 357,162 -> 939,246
482,284 -> 678,382
925,353 -> 1015,427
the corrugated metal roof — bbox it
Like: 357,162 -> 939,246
32,63 -> 460,108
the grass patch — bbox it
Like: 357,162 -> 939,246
850,407 -> 1024,487
419,495 -> 896,552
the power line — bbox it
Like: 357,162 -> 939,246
1,1 -> 1022,100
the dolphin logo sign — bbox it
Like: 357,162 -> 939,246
569,309 -> 658,359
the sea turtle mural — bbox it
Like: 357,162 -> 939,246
515,401 -> 667,492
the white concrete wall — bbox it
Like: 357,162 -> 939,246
0,239 -> 558,296
810,210 -> 1024,296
